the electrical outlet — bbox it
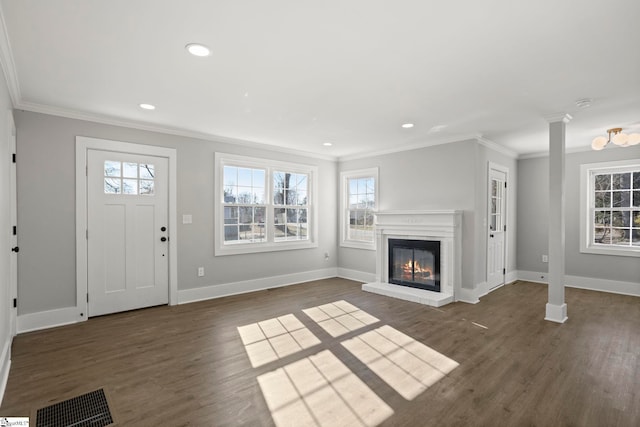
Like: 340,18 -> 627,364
324,252 -> 330,260
198,267 -> 204,277
542,254 -> 548,263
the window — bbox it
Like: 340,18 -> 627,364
215,153 -> 318,255
340,168 -> 378,250
104,160 -> 154,195
580,160 -> 640,257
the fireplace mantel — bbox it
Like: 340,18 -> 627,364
363,210 -> 462,307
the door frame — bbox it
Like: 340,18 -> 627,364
8,111 -> 17,336
76,137 -> 177,320
486,162 -> 509,290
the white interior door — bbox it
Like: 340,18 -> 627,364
487,166 -> 507,290
8,113 -> 17,335
87,149 -> 169,316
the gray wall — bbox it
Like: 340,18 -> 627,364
15,111 -> 337,315
0,66 -> 13,361
517,146 -> 640,284
338,140 -> 518,290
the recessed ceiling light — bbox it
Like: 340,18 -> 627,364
402,123 -> 414,128
323,142 -> 333,147
185,43 -> 211,57
139,103 -> 156,110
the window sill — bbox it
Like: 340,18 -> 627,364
581,245 -> 640,258
216,240 -> 318,256
340,241 -> 376,251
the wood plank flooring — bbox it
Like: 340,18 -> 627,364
1,278 -> 639,426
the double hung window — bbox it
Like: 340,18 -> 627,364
216,153 -> 317,255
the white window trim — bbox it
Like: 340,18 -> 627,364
580,159 -> 640,258
215,153 -> 318,256
340,167 -> 379,250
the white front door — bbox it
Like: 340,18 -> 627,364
87,149 -> 169,316
487,166 -> 507,290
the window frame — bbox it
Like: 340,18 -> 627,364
340,168 -> 379,250
215,153 -> 318,256
580,159 -> 640,258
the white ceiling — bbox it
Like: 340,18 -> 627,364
1,0 -> 639,159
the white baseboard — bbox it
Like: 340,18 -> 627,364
337,268 -> 376,284
457,287 -> 479,304
178,268 -> 339,304
517,270 -> 640,297
17,307 -> 82,334
505,270 -> 518,285
0,335 -> 12,406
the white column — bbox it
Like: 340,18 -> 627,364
545,114 -> 571,323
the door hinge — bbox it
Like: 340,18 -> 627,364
13,298 -> 16,308
87,293 -> 89,302
12,153 -> 16,163
86,229 -> 88,239
504,225 -> 506,232
504,182 -> 507,188
503,268 -> 506,275
13,225 -> 17,235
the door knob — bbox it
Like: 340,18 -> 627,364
161,226 -> 167,232
490,234 -> 494,238
11,246 -> 19,252
160,237 -> 167,242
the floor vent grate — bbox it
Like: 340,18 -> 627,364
35,388 -> 113,427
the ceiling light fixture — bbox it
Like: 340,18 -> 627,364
401,123 -> 414,129
185,43 -> 211,57
139,103 -> 156,110
591,128 -> 640,150
323,142 -> 333,147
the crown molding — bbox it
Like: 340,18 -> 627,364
16,100 -> 338,162
544,113 -> 572,124
476,136 -> 518,158
0,3 -> 21,106
337,133 -> 481,162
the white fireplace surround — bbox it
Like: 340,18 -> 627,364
363,210 -> 463,307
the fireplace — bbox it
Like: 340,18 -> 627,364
362,210 -> 462,307
388,239 -> 440,292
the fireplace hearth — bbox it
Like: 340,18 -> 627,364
389,239 -> 440,292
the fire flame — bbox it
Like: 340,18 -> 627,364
402,260 -> 433,281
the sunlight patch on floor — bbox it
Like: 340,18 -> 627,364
237,313 -> 321,368
342,325 -> 459,400
303,300 -> 379,337
257,349 -> 394,427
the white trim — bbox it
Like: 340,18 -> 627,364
580,159 -> 640,258
0,3 -> 20,106
18,100 -> 337,162
505,269 -> 518,285
477,137 -> 518,159
0,336 -> 11,406
76,136 -> 179,319
337,268 -> 376,284
545,303 -> 568,323
517,270 -> 640,298
214,152 -> 319,256
339,168 -> 378,250
457,287 -> 480,304
178,268 -> 337,304
17,307 -> 80,334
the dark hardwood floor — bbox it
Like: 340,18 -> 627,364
1,278 -> 639,426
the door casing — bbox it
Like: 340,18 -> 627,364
486,162 -> 509,292
76,137 -> 177,321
